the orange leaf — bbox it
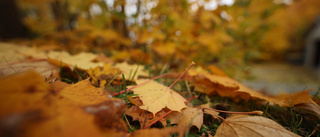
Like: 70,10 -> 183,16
188,72 -> 318,108
0,71 -> 127,137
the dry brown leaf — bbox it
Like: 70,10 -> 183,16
125,106 -> 167,128
166,107 -> 203,130
295,103 -> 320,119
0,71 -> 127,137
214,114 -> 300,137
131,126 -> 188,137
166,104 -> 220,130
130,79 -> 187,115
114,62 -> 148,80
198,104 -> 220,118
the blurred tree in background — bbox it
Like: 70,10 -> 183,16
2,0 -> 320,72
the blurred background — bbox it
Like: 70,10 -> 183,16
0,0 -> 319,94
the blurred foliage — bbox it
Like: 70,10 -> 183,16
14,0 -> 320,74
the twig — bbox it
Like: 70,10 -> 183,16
144,110 -> 173,129
169,62 -> 195,89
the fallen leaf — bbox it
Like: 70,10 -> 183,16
114,62 -> 148,80
207,65 -> 227,76
0,71 -> 127,137
125,106 -> 167,128
87,63 -> 120,87
273,89 -> 316,107
166,104 -> 220,130
50,79 -> 70,92
47,51 -> 105,70
131,126 -> 188,137
0,42 -> 45,64
188,72 -> 318,108
214,114 -> 300,137
0,71 -> 50,117
166,107 -> 203,130
130,79 -> 187,115
0,59 -> 57,78
295,103 -> 320,119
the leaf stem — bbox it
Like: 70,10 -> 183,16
185,95 -> 197,102
169,62 -> 195,89
204,108 -> 264,115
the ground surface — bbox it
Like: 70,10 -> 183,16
240,63 -> 320,95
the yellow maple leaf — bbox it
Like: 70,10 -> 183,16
130,79 -> 187,115
115,62 -> 148,81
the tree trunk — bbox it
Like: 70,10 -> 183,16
0,0 -> 29,39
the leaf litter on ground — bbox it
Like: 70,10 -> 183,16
0,46 -> 319,136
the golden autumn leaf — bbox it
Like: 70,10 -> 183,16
129,79 -> 187,115
47,51 -> 105,70
131,126 -> 188,137
0,71 -> 127,137
114,62 -> 148,81
0,59 -> 58,78
214,114 -> 300,137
